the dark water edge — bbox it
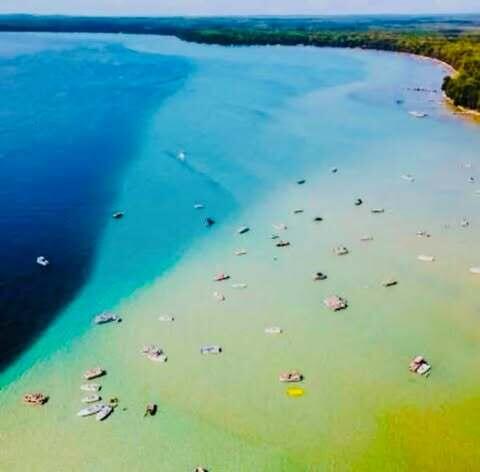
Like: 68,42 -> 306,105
0,42 -> 191,371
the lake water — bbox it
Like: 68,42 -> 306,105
1,33 -> 480,471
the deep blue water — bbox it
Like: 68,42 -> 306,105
0,39 -> 190,369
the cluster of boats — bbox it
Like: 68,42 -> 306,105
77,368 -> 114,421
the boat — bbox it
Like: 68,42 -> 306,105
205,217 -> 215,227
313,272 -> 327,281
416,231 -> 431,238
360,235 -> 374,242
214,273 -> 230,282
313,216 -> 323,222
144,403 -> 157,417
333,246 -> 349,256
231,283 -> 247,289
401,174 -> 415,182
177,150 -> 186,161
371,208 -> 385,214
276,240 -> 290,247
273,223 -> 288,231
142,345 -> 167,363
324,295 -> 348,311
354,198 -> 363,206
293,209 -> 304,214
23,393 -> 48,406
112,211 -> 124,219
77,404 -> 103,417
81,394 -> 101,404
36,256 -> 49,267
235,249 -> 247,256
417,255 -> 435,262
96,404 -> 113,421
297,179 -> 306,185
237,226 -> 250,234
194,467 -> 208,472
194,203 -> 204,210
271,234 -> 280,240
468,177 -> 475,183
409,355 -> 431,376
469,267 -> 480,275
80,383 -> 101,392
382,278 -> 398,287
158,315 -> 175,322
409,111 -> 428,118
213,291 -> 225,301
331,167 -> 338,174
83,367 -> 106,381
200,345 -> 222,355
265,326 -> 282,335
94,312 -> 121,325
279,371 -> 303,383
461,218 -> 470,228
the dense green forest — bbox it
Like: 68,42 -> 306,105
1,15 -> 480,111
178,29 -> 480,111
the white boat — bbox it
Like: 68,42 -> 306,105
409,111 -> 428,118
231,283 -> 247,289
158,315 -> 175,322
265,326 -> 282,335
469,267 -> 480,275
194,203 -> 204,209
83,367 -> 106,380
81,394 -> 101,404
36,256 -> 49,267
200,345 -> 222,355
360,235 -> 374,242
96,405 -> 113,421
213,291 -> 225,302
177,150 -> 186,161
142,345 -> 167,363
418,255 -> 435,262
401,174 -> 415,182
333,246 -> 349,256
273,223 -> 288,231
77,404 -> 103,417
80,383 -> 101,392
237,226 -> 250,234
235,249 -> 247,256
94,312 -> 120,325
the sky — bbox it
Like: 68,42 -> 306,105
0,0 -> 478,16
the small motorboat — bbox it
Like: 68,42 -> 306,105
417,254 -> 435,262
331,167 -> 338,174
297,179 -> 306,185
276,240 -> 290,248
468,176 -> 475,183
382,278 -> 398,287
77,404 -> 103,417
409,355 -> 431,376
313,216 -> 323,222
273,223 -> 288,231
23,393 -> 48,406
460,218 -> 470,228
94,312 -> 121,325
371,208 -> 385,214
271,234 -> 280,240
416,231 -> 431,238
205,217 -> 215,227
158,315 -> 175,322
112,211 -> 124,219
324,295 -> 348,311
194,467 -> 208,472
213,291 -> 225,301
333,246 -> 349,256
293,209 -> 304,214
81,394 -> 101,404
177,150 -> 186,161
80,383 -> 101,392
231,283 -> 247,289
313,272 -> 327,281
401,174 -> 415,182
235,249 -> 247,256
265,326 -> 282,335
360,235 -> 374,242
237,226 -> 250,234
214,273 -> 230,282
83,367 -> 106,381
200,345 -> 222,355
96,404 -> 113,421
142,345 -> 167,363
354,198 -> 363,206
144,403 -> 157,417
469,267 -> 480,275
409,111 -> 428,118
36,256 -> 49,267
279,371 -> 303,383
194,203 -> 204,210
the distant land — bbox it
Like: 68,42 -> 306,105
1,14 -> 480,110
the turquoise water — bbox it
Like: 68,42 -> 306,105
2,33 -> 480,471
